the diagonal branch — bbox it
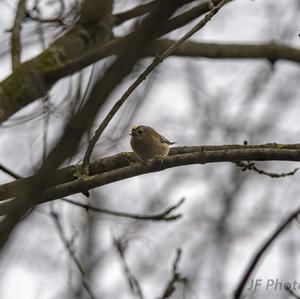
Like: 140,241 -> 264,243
113,236 -> 144,299
285,285 -> 300,299
114,0 -> 159,26
113,0 -> 192,26
234,206 -> 300,299
0,0 -> 187,253
81,0 -> 229,174
11,0 -> 27,70
1,0 -> 235,123
0,163 -> 22,180
51,209 -> 98,299
159,248 -> 187,299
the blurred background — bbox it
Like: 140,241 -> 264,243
0,0 -> 300,298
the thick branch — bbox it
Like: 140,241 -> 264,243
0,0 -> 186,253
44,39 -> 300,91
1,0 -> 230,122
43,147 -> 300,201
149,39 -> 300,63
1,143 -> 300,202
2,0 -> 300,122
114,1 -> 158,25
2,0 -> 300,123
0,0 -> 113,122
0,144 -> 300,213
114,0 -> 225,32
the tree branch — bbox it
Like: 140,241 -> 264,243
51,209 -> 98,299
0,0 -> 113,122
81,0 -> 228,174
1,143 -> 300,205
61,197 -> 184,221
114,0 -> 158,26
113,236 -> 144,299
234,206 -> 300,299
159,248 -> 187,299
47,39 -> 300,90
1,144 -> 300,213
0,0 -> 235,123
44,147 -> 300,201
149,39 -> 300,63
235,161 -> 299,178
3,0 -> 300,122
0,163 -> 22,180
11,0 -> 27,70
0,0 -> 186,253
114,0 -> 229,33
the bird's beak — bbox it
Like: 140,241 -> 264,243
129,133 -> 133,136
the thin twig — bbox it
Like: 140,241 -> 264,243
50,209 -> 98,299
0,163 -> 22,179
25,12 -> 65,25
77,64 -> 97,112
11,0 -> 27,70
62,197 -> 184,221
234,206 -> 300,299
113,236 -> 144,299
158,248 -> 187,299
235,161 -> 299,178
114,0 -> 157,26
82,0 -> 229,174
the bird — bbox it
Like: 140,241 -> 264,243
130,125 -> 176,161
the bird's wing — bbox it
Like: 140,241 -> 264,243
159,135 -> 176,145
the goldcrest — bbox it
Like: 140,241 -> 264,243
130,125 -> 175,161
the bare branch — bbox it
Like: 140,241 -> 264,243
56,40 -> 300,87
159,0 -> 232,36
61,197 -> 184,221
234,206 -> 300,299
158,248 -> 187,299
50,209 -> 98,299
1,144 -> 300,207
114,0 -> 158,26
0,0 -> 186,253
3,0 -> 300,122
0,163 -> 22,180
149,39 -> 300,63
45,146 -> 300,202
11,0 -> 27,70
81,0 -> 229,174
114,236 -> 144,299
235,161 -> 299,178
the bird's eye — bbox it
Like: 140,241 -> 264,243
138,130 -> 142,134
